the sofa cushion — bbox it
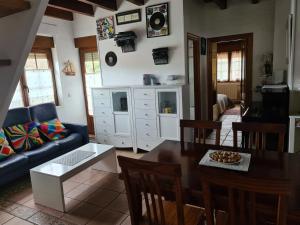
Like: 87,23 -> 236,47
4,122 -> 44,152
0,154 -> 28,176
38,118 -> 69,141
29,103 -> 58,123
0,129 -> 15,161
3,108 -> 31,128
21,142 -> 60,163
55,133 -> 83,153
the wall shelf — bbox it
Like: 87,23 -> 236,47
0,59 -> 12,66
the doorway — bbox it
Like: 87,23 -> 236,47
187,33 -> 201,120
207,33 -> 253,121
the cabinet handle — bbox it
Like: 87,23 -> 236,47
145,123 -> 149,126
146,144 -> 149,147
104,129 -> 107,132
144,93 -> 148,96
122,141 -> 125,144
145,113 -> 148,116
103,121 -> 106,123
101,102 -> 104,105
144,103 -> 148,106
146,133 -> 150,136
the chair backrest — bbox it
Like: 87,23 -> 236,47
232,122 -> 286,152
29,102 -> 58,123
200,171 -> 290,225
117,156 -> 184,225
180,120 -> 222,145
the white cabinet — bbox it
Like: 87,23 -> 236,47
92,88 -> 134,149
92,86 -> 183,153
288,115 -> 300,153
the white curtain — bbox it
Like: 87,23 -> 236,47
217,52 -> 229,81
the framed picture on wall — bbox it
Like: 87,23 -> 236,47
96,16 -> 115,41
146,3 -> 169,38
116,9 -> 142,25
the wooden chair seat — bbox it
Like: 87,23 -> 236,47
140,200 -> 205,225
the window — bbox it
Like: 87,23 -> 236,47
217,50 -> 242,82
10,48 -> 58,109
217,52 -> 229,82
83,51 -> 101,116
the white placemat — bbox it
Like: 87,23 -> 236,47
199,150 -> 251,172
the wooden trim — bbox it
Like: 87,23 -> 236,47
187,33 -> 201,120
79,47 -> 98,134
127,0 -> 145,6
0,0 -> 30,18
74,36 -> 97,49
207,33 -> 253,120
78,0 -> 118,11
33,36 -> 54,49
45,6 -> 74,21
48,0 -> 94,16
19,73 -> 29,107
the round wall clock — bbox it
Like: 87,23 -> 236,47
105,51 -> 117,67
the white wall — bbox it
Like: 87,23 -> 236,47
184,0 -> 275,106
73,0 -> 185,86
0,0 -> 48,126
38,16 -> 87,124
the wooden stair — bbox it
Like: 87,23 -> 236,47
0,0 -> 31,18
0,59 -> 12,66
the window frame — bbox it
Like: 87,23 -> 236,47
19,48 -> 59,107
217,50 -> 242,83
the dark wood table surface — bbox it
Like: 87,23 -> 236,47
140,140 -> 300,221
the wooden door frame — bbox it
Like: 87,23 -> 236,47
187,33 -> 201,120
207,33 -> 253,120
79,47 -> 97,135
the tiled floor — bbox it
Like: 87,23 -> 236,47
0,150 -> 144,225
0,117 -> 241,225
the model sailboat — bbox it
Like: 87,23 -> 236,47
63,60 -> 75,76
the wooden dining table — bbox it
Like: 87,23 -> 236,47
140,140 -> 300,223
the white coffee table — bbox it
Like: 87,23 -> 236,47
30,143 -> 117,212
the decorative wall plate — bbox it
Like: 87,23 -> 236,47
146,3 -> 169,38
105,52 -> 117,67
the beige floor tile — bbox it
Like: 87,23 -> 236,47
120,216 -> 131,225
63,180 -> 81,194
82,172 -> 108,186
62,202 -> 102,225
0,200 -> 20,212
0,210 -> 14,224
64,198 -> 81,213
3,217 -> 34,225
85,189 -> 119,207
106,194 -> 129,214
87,209 -> 127,225
97,176 -> 125,193
65,184 -> 97,201
28,211 -> 57,225
10,205 -> 38,219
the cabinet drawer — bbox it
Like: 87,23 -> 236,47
96,135 -> 112,145
111,136 -> 132,148
96,125 -> 114,135
135,99 -> 155,110
94,107 -> 112,117
94,98 -> 110,108
134,89 -> 155,100
135,109 -> 156,119
95,117 -> 114,127
137,140 -> 161,151
93,89 -> 110,99
136,119 -> 157,133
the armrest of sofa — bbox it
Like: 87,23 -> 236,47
63,123 -> 89,144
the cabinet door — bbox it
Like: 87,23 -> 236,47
111,90 -> 131,136
156,89 -> 180,140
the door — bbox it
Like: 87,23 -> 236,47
187,33 -> 201,120
79,48 -> 102,135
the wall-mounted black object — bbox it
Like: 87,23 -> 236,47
114,31 -> 137,53
143,74 -> 160,86
201,37 -> 206,55
152,47 -> 168,65
105,51 -> 117,67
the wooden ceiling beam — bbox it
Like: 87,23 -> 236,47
78,0 -> 118,11
48,0 -> 94,16
203,0 -> 227,9
127,0 -> 145,6
45,6 -> 74,21
0,0 -> 30,18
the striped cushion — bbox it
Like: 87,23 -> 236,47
5,122 -> 44,152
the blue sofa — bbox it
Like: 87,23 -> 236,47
0,103 -> 88,186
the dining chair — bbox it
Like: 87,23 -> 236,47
232,122 -> 286,152
117,156 -> 205,225
200,170 -> 290,225
180,120 -> 222,145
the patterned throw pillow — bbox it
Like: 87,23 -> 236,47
4,122 -> 44,152
38,118 -> 68,141
0,129 -> 15,161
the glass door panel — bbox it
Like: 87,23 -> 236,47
158,91 -> 177,114
112,92 -> 128,112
